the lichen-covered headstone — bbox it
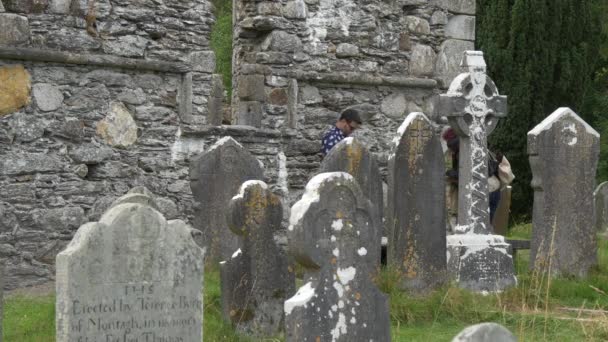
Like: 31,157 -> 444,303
285,172 -> 390,342
190,136 -> 264,261
436,51 -> 516,292
319,137 -> 383,267
528,107 -> 600,277
220,181 -> 294,336
594,181 -> 608,233
452,323 -> 516,342
55,189 -> 205,342
387,112 -> 446,293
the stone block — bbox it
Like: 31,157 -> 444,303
9,112 -> 45,142
435,39 -> 474,87
237,101 -> 263,127
433,0 -> 475,15
69,144 -> 113,164
380,93 -> 407,119
0,14 -> 29,45
283,0 -> 307,19
33,83 -> 63,112
406,16 -> 431,35
452,323 -> 516,342
103,36 -> 148,57
445,15 -> 475,41
299,85 -> 322,105
237,75 -> 266,101
336,43 -> 359,57
410,44 -> 436,76
399,32 -> 411,51
431,10 -> 448,25
0,152 -> 64,175
49,0 -> 70,13
261,30 -> 302,53
3,0 -> 47,13
96,102 -> 138,148
268,88 -> 288,106
55,191 -> 205,342
190,51 -> 216,73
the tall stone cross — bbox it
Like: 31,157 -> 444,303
437,51 -> 508,234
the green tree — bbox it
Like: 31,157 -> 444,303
476,0 -> 602,219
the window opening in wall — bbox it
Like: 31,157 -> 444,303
210,0 -> 233,101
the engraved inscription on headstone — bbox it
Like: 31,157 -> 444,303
387,112 -> 446,293
319,137 -> 383,267
56,190 -> 205,342
528,107 -> 600,277
285,172 -> 390,342
221,181 -> 294,336
190,136 -> 264,261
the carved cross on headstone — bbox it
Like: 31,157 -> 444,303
220,180 -> 294,336
285,172 -> 389,342
437,51 -> 508,234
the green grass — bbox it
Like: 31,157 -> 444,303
4,237 -> 608,341
210,0 -> 233,99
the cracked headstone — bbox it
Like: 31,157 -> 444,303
436,51 -> 516,292
56,190 -> 205,342
595,181 -> 608,234
189,137 -> 264,262
387,112 -> 447,293
319,137 -> 383,268
285,172 -> 389,342
220,181 -> 294,336
452,322 -> 516,342
528,107 -> 599,277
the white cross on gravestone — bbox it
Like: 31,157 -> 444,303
437,51 -> 507,234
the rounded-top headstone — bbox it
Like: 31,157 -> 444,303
452,323 -> 516,342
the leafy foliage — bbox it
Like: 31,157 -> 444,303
210,0 -> 233,99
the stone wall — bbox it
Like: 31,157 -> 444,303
0,0 -> 475,289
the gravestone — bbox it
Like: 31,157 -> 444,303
190,136 -> 264,262
319,137 -> 383,267
436,51 -> 516,292
56,189 -> 205,342
285,172 -> 390,342
528,107 -> 600,277
492,186 -> 512,235
220,180 -> 294,336
387,112 -> 447,292
452,323 -> 517,342
594,181 -> 608,233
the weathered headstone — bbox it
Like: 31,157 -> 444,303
319,137 -> 383,267
285,172 -> 390,342
528,107 -> 600,277
492,186 -> 512,236
56,189 -> 205,342
220,180 -> 294,336
594,181 -> 608,233
190,136 -> 264,261
436,51 -> 516,292
387,112 -> 447,292
452,323 -> 517,342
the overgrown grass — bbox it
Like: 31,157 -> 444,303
4,237 -> 608,341
210,0 -> 233,99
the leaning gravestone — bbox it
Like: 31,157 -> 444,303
190,136 -> 264,262
56,189 -> 205,342
319,137 -> 383,267
285,172 -> 390,342
436,51 -> 516,292
528,107 -> 600,277
594,181 -> 608,233
452,323 -> 516,342
387,112 -> 447,293
220,180 -> 294,336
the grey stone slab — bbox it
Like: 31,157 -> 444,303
387,112 -> 447,293
0,14 -> 29,45
56,190 -> 205,342
492,186 -> 511,236
33,83 -> 63,112
446,15 -> 475,41
285,172 -> 389,342
595,182 -> 608,233
439,51 -> 516,292
189,137 -> 264,262
319,137 -> 383,268
410,44 -> 436,76
528,107 -> 600,277
220,181 -> 294,336
433,0 -> 476,15
287,79 -> 298,129
452,323 -> 516,342
237,101 -> 263,128
190,51 -> 216,73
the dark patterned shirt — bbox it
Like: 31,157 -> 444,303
321,126 -> 345,155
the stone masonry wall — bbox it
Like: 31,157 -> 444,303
0,0 -> 475,289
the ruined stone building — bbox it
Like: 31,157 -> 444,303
0,0 -> 475,288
